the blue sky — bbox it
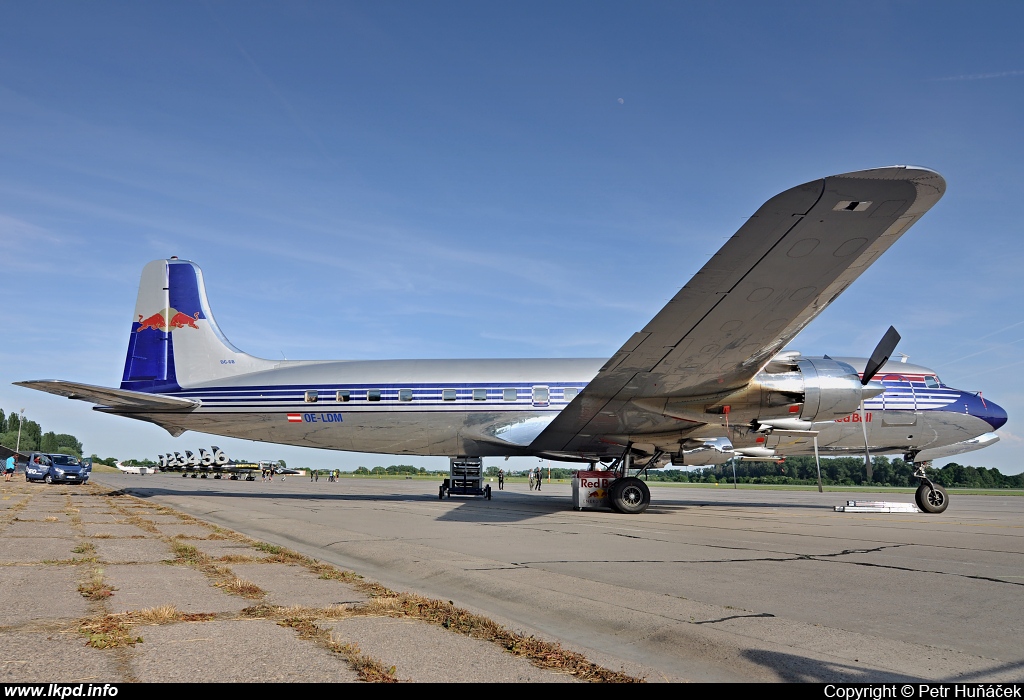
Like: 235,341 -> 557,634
1,1 -> 1022,473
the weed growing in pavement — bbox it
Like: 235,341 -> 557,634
217,577 -> 264,599
278,614 -> 398,683
78,568 -> 116,600
79,616 -> 142,649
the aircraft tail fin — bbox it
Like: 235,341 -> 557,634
121,258 -> 274,391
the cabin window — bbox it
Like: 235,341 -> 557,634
924,376 -> 940,389
367,389 -> 381,401
304,390 -> 318,403
532,386 -> 549,405
336,390 -> 350,402
564,387 -> 579,401
399,389 -> 413,402
503,388 -> 518,402
442,389 -> 457,401
473,388 -> 487,401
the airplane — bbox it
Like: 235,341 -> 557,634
15,166 -> 1007,515
115,461 -> 156,475
157,447 -> 263,480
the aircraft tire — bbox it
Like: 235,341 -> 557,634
610,477 -> 651,514
916,483 -> 948,514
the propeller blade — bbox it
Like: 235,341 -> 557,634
860,401 -> 873,481
862,326 -> 901,385
813,435 -> 823,493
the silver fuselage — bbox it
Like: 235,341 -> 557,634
112,355 -> 1003,463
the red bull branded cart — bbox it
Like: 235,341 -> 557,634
571,471 -> 616,510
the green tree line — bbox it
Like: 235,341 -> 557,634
644,456 -> 1024,489
0,408 -> 83,457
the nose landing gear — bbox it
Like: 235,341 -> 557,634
911,460 -> 948,514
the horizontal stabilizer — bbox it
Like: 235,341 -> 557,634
14,380 -> 199,411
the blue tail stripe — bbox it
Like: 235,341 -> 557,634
168,263 -> 206,319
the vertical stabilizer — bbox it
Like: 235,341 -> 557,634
121,259 -> 274,392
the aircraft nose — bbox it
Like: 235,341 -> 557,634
963,392 -> 1008,430
981,397 -> 1008,430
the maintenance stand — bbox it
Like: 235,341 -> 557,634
440,456 -> 492,500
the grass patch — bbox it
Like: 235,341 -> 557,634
252,542 -> 285,555
278,615 -> 397,683
79,616 -> 142,649
44,516 -> 59,522
359,594 -> 641,682
171,542 -> 205,565
129,605 -> 216,625
217,577 -> 265,599
132,605 -> 179,624
78,568 -> 116,600
316,566 -> 363,583
217,554 -> 262,564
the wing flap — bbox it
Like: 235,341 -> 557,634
532,166 -> 945,455
15,380 -> 199,411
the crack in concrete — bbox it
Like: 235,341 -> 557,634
693,612 -> 776,625
510,540 -> 1023,588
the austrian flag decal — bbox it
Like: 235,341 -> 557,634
287,414 -> 302,423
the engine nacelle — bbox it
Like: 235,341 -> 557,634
751,357 -> 884,424
796,358 -> 881,422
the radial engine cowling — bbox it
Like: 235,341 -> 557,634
796,358 -> 883,422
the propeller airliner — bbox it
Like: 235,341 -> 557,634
17,166 -> 1006,514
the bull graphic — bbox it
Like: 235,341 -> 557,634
136,308 -> 201,332
169,311 -> 200,329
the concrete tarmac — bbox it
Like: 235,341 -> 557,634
0,477 -> 598,683
80,472 -> 1024,683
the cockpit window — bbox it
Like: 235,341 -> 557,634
924,376 -> 940,389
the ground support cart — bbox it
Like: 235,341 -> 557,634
439,456 -> 492,500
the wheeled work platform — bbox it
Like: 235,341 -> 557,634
439,456 -> 492,500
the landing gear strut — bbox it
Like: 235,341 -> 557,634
605,445 -> 658,514
911,460 -> 948,514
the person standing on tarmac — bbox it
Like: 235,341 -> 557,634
535,467 -> 542,491
498,469 -> 504,490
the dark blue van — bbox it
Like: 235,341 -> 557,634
25,453 -> 89,484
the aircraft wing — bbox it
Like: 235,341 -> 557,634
13,380 -> 200,411
530,166 -> 945,455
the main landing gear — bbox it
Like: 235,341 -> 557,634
604,446 -> 661,514
609,477 -> 651,514
910,458 -> 948,514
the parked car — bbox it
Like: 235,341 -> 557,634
25,452 -> 89,484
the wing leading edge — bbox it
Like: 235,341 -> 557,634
530,166 -> 945,456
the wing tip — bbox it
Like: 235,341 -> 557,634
833,164 -> 945,188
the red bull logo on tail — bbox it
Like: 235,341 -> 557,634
137,308 -> 200,332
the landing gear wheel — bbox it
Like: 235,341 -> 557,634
915,482 -> 948,514
439,485 -> 445,500
485,484 -> 492,500
609,477 -> 651,514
